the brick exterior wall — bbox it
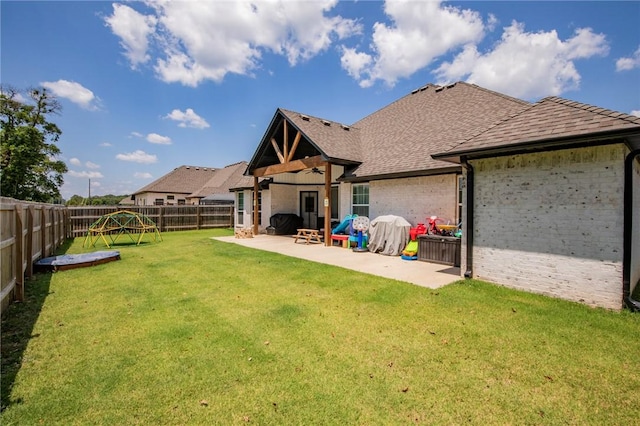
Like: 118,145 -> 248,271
370,175 -> 459,226
469,144 -> 627,309
632,155 -> 640,296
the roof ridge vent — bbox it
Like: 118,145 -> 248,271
341,124 -> 350,131
446,83 -> 456,89
321,119 -> 331,126
435,86 -> 444,92
300,114 -> 310,121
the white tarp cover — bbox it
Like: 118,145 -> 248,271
367,215 -> 411,256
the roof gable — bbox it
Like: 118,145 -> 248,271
247,109 -> 361,175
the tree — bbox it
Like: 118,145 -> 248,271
0,86 -> 68,202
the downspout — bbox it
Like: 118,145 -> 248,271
461,157 -> 474,279
623,149 -> 640,311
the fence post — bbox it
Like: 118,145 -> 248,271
158,206 -> 164,232
25,206 -> 34,278
196,205 -> 201,230
14,204 -> 24,301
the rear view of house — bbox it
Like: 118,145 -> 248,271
239,82 -> 529,237
237,81 -> 640,310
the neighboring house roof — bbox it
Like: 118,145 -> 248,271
119,196 -> 135,205
433,96 -> 640,162
133,165 -> 218,196
247,81 -> 531,180
188,161 -> 248,198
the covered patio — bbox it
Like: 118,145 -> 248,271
214,234 -> 460,289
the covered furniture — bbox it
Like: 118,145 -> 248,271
269,213 -> 304,235
367,215 -> 411,256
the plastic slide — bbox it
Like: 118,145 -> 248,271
402,240 -> 418,256
332,214 -> 356,234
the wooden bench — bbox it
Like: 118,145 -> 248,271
293,228 -> 322,244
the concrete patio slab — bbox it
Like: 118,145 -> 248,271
213,235 -> 461,289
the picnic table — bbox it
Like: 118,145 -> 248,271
293,228 -> 322,244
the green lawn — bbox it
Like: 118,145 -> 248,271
2,229 -> 639,425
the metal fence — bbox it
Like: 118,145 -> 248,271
0,197 -> 70,314
68,205 -> 234,238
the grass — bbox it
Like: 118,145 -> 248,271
2,229 -> 640,425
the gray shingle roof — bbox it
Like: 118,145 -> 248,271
349,82 -> 530,177
279,109 -> 363,163
133,165 -> 218,195
188,161 -> 248,198
435,96 -> 640,160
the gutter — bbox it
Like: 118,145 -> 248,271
623,149 -> 640,311
461,157 -> 474,279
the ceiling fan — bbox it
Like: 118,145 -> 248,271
305,167 -> 324,175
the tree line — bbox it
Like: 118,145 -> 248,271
66,194 -> 131,206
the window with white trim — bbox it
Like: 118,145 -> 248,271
351,183 -> 369,217
237,192 -> 244,225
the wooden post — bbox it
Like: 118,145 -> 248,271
196,205 -> 201,230
40,207 -> 46,258
324,162 -> 331,246
14,204 -> 24,301
158,206 -> 164,232
253,176 -> 259,235
25,206 -> 33,279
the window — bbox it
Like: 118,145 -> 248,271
154,198 -> 164,206
330,185 -> 339,220
352,184 -> 369,217
167,195 -> 175,200
237,192 -> 244,225
178,199 -> 186,205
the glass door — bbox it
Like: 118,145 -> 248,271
299,191 -> 318,229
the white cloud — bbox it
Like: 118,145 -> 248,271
631,110 -> 640,118
40,80 -> 100,110
69,157 -> 81,166
146,133 -> 172,145
616,45 -> 640,71
91,181 -> 102,188
340,46 -> 373,82
85,161 -> 100,169
164,108 -> 210,129
116,150 -> 158,164
100,142 -> 112,147
104,3 -> 157,69
341,0 -> 485,87
68,170 -> 104,179
134,172 -> 153,179
106,1 -> 361,86
130,131 -> 144,138
435,22 -> 609,99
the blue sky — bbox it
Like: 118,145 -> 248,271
2,1 -> 639,200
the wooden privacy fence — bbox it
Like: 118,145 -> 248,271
1,197 -> 70,314
68,205 -> 234,238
